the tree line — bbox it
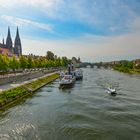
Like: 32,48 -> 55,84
113,60 -> 140,73
0,51 -> 71,73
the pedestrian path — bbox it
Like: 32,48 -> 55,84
0,71 -> 58,92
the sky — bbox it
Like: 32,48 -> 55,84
0,0 -> 140,62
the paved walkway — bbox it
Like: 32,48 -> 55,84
0,71 -> 59,92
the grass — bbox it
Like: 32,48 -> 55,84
25,73 -> 59,91
0,73 -> 59,107
0,87 -> 27,105
113,66 -> 140,74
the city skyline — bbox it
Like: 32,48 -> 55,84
0,0 -> 140,62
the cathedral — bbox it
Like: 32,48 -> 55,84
0,27 -> 22,57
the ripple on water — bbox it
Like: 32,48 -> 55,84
10,123 -> 40,140
0,134 -> 10,140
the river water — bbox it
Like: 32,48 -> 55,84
0,68 -> 140,140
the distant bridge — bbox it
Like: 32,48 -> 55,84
80,62 -> 113,68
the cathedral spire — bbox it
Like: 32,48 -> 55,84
16,27 -> 19,38
14,27 -> 22,56
7,26 -> 11,38
6,26 -> 13,52
2,38 -> 4,45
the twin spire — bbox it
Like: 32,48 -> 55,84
5,26 -> 22,56
7,26 -> 19,39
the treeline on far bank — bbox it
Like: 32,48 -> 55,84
0,51 -> 71,73
113,60 -> 140,73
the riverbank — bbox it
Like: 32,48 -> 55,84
113,67 -> 140,74
0,73 -> 59,109
0,68 -> 60,86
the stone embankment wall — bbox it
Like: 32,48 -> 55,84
0,73 -> 60,109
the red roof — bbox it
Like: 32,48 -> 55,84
0,48 -> 12,56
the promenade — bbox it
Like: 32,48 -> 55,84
0,68 -> 60,92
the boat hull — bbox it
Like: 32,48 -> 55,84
106,88 -> 117,95
75,76 -> 83,80
59,75 -> 76,89
59,82 -> 74,89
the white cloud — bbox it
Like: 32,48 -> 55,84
0,0 -> 63,7
1,15 -> 53,32
22,30 -> 140,62
0,0 -> 138,30
0,0 -> 139,62
0,0 -> 64,18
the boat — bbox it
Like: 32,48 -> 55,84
74,69 -> 83,80
59,74 -> 76,88
106,87 -> 117,95
60,71 -> 65,78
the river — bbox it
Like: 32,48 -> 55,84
0,68 -> 140,140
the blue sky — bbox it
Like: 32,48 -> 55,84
0,0 -> 140,62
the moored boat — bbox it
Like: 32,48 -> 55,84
59,74 -> 76,88
74,69 -> 83,80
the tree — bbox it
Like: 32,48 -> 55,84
19,56 -> 28,69
27,56 -> 35,68
62,57 -> 69,66
46,51 -> 54,61
9,56 -> 19,72
0,54 -> 9,72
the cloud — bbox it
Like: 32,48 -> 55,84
0,0 -> 64,18
22,29 -> 140,62
0,0 -> 139,34
0,0 -> 63,7
1,15 -> 53,32
0,0 -> 140,62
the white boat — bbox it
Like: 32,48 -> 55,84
106,87 -> 116,94
60,71 -> 65,78
59,74 -> 75,88
74,69 -> 83,80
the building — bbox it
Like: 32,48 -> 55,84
133,59 -> 140,67
0,48 -> 13,56
72,57 -> 82,68
0,27 -> 22,56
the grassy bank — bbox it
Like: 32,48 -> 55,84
0,73 -> 59,108
24,73 -> 59,91
113,67 -> 140,74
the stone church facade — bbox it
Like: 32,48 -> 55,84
0,27 -> 22,56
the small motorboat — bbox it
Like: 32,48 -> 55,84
106,87 -> 117,95
59,74 -> 75,89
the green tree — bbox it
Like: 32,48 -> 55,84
27,56 -> 35,68
9,56 -> 19,72
19,56 -> 28,69
62,57 -> 69,66
0,54 -> 9,72
46,51 -> 54,61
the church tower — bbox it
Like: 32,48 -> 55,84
14,27 -> 22,56
6,27 -> 13,52
3,38 -> 4,46
2,38 -> 5,48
